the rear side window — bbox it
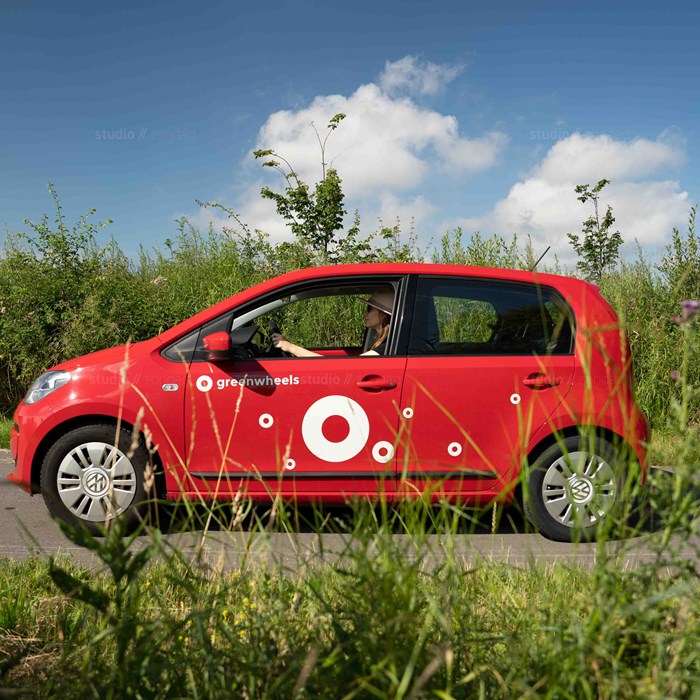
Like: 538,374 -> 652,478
409,277 -> 574,356
434,297 -> 498,344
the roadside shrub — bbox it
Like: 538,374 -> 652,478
601,238 -> 700,429
3,187 -> 700,435
0,192 -> 311,414
0,186 -> 111,410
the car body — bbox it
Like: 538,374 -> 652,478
8,263 -> 649,541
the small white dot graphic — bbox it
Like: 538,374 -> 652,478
372,441 -> 394,464
259,414 -> 274,428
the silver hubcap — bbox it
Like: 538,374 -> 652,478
541,450 -> 617,529
56,441 -> 137,522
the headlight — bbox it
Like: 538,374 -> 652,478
24,370 -> 72,405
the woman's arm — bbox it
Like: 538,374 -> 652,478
271,333 -> 322,358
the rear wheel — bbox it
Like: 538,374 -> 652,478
40,424 -> 155,534
523,435 -> 628,541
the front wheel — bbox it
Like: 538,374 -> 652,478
523,435 -> 629,542
40,424 -> 155,534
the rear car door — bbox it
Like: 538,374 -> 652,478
397,274 -> 576,496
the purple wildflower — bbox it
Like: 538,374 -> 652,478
671,300 -> 700,324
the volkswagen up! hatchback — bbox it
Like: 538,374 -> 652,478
8,264 -> 648,541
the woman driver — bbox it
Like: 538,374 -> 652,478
271,289 -> 393,357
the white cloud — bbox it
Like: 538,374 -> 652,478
379,55 -> 464,96
604,180 -> 689,247
460,132 -> 689,262
230,58 -> 507,243
237,183 -> 288,240
254,83 -> 507,201
533,132 -> 684,183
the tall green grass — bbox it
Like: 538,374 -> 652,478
3,320 -> 700,696
1,464 -> 698,698
2,196 -> 700,437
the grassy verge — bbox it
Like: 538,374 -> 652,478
2,162 -> 698,696
2,457 -> 699,699
2,551 -> 696,698
647,431 -> 685,467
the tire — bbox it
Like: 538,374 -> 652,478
523,435 -> 628,542
40,424 -> 156,534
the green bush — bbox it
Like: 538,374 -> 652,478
2,188 -> 700,435
0,192 -> 311,414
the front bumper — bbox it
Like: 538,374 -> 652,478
8,402 -> 58,494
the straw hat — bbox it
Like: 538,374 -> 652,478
364,289 -> 394,315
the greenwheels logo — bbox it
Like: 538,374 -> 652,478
195,374 -> 300,392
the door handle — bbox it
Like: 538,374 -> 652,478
357,375 -> 397,391
522,373 -> 561,389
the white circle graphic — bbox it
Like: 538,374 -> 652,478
259,414 -> 274,429
372,441 -> 394,464
510,393 -> 521,405
284,459 -> 296,471
196,375 -> 213,393
448,442 -> 462,457
402,407 -> 414,419
301,395 -> 370,463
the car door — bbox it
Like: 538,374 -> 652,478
396,275 -> 576,497
183,277 -> 407,499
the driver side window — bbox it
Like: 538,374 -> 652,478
182,281 -> 398,362
163,277 -> 399,362
230,287 -> 380,359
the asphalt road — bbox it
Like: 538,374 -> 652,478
1,449 -> 696,572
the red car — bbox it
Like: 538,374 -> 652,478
8,263 -> 648,541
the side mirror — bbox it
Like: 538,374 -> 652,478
202,331 -> 231,361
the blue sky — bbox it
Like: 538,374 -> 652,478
1,0 -> 698,263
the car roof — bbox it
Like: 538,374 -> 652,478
256,262 -> 588,285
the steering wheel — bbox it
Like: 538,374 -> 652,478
266,319 -> 291,357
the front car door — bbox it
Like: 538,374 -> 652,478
397,274 -> 576,501
182,276 -> 408,500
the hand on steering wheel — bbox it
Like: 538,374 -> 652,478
266,320 -> 291,357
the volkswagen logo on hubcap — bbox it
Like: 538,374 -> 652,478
570,477 -> 593,504
84,469 -> 109,497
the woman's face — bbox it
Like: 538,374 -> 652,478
364,304 -> 385,331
